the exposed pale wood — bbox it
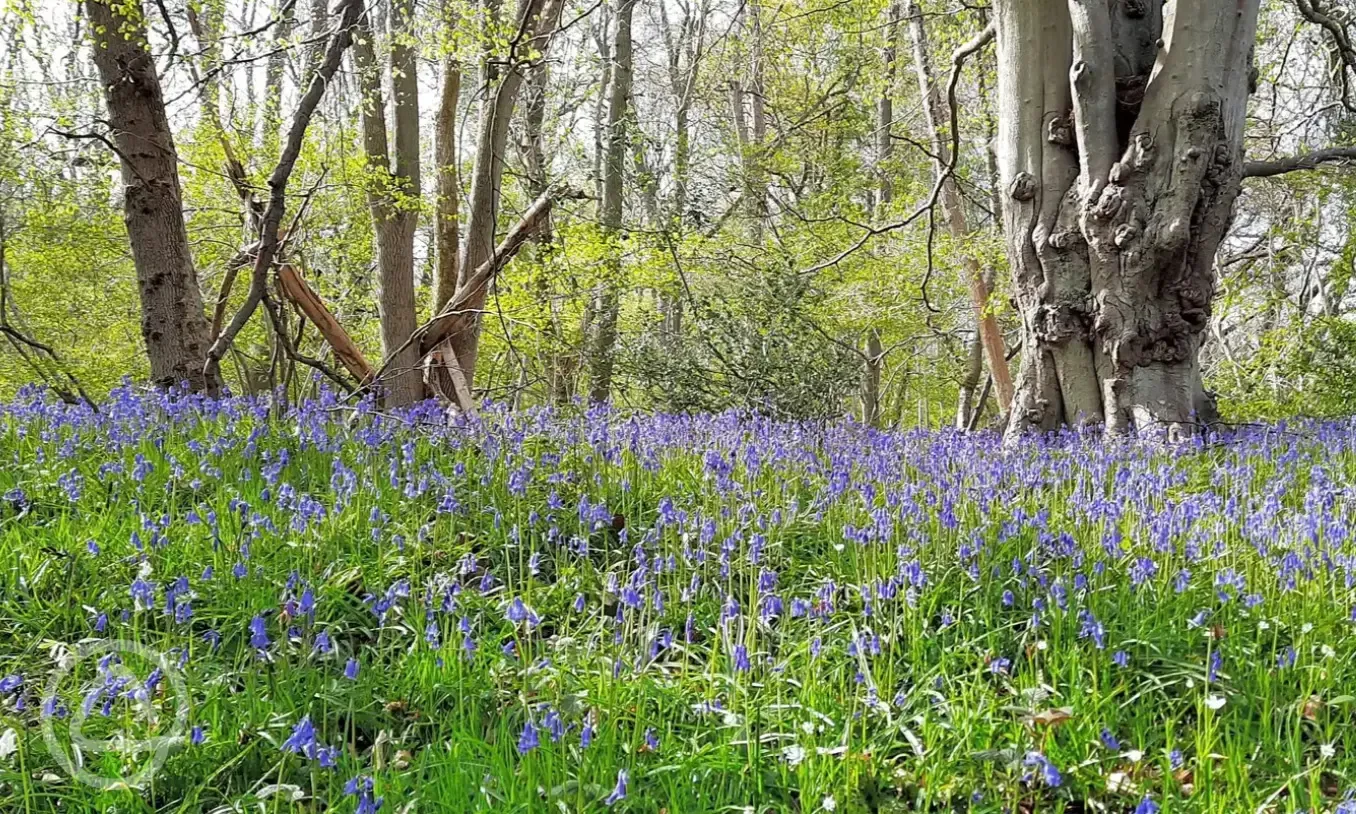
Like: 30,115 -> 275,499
277,265 -> 374,382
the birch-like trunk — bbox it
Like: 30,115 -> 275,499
995,0 -> 1255,439
354,0 -> 424,407
862,2 -> 898,427
587,0 -> 635,403
85,0 -> 220,393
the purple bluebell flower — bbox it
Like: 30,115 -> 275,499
1023,752 -> 1061,787
1134,796 -> 1160,814
248,616 -> 270,650
517,719 -> 539,754
604,768 -> 628,805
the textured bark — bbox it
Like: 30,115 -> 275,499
955,330 -> 983,428
447,0 -> 563,386
433,55 -> 461,314
906,2 -> 1016,419
85,0 -> 220,392
659,0 -> 705,226
354,0 -> 423,407
995,0 -> 1256,439
587,0 -> 635,403
862,3 -> 898,427
258,0 -> 295,150
307,0 -> 329,79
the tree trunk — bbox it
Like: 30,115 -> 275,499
85,0 -> 220,393
955,329 -> 983,428
434,55 -> 461,314
354,0 -> 424,407
447,0 -> 563,387
258,0 -> 295,151
907,2 -> 1016,420
862,327 -> 883,426
994,0 -> 1253,439
587,0 -> 635,403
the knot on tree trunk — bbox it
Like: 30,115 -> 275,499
1037,299 -> 1091,345
1009,172 -> 1037,201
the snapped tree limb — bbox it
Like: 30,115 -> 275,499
202,0 -> 363,383
276,264 -> 374,382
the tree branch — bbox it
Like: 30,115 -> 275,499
1243,146 -> 1356,177
363,186 -> 577,395
203,0 -> 363,384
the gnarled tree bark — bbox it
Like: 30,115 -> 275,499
995,0 -> 1257,439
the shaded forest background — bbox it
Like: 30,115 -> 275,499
1,0 -> 1354,424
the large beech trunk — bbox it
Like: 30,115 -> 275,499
85,0 -> 220,393
995,0 -> 1256,439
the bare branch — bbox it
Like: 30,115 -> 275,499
203,0 -> 363,382
1244,146 -> 1356,177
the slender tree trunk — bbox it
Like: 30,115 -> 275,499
994,0 -> 1253,439
354,0 -> 423,407
862,328 -> 883,426
85,0 -> 220,393
434,55 -> 461,314
955,329 -> 983,428
862,2 -> 899,427
587,0 -> 635,403
258,0 -> 295,151
447,0 -> 563,386
907,2 -> 1015,420
308,0 -> 329,79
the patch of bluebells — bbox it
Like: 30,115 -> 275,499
5,386 -> 1356,809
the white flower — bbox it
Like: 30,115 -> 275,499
0,729 -> 16,762
1123,749 -> 1144,763
782,745 -> 806,767
1322,645 -> 1336,659
1321,742 -> 1336,759
1205,694 -> 1226,710
1303,623 -> 1314,634
801,721 -> 815,734
822,795 -> 837,812
1258,620 -> 1270,631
